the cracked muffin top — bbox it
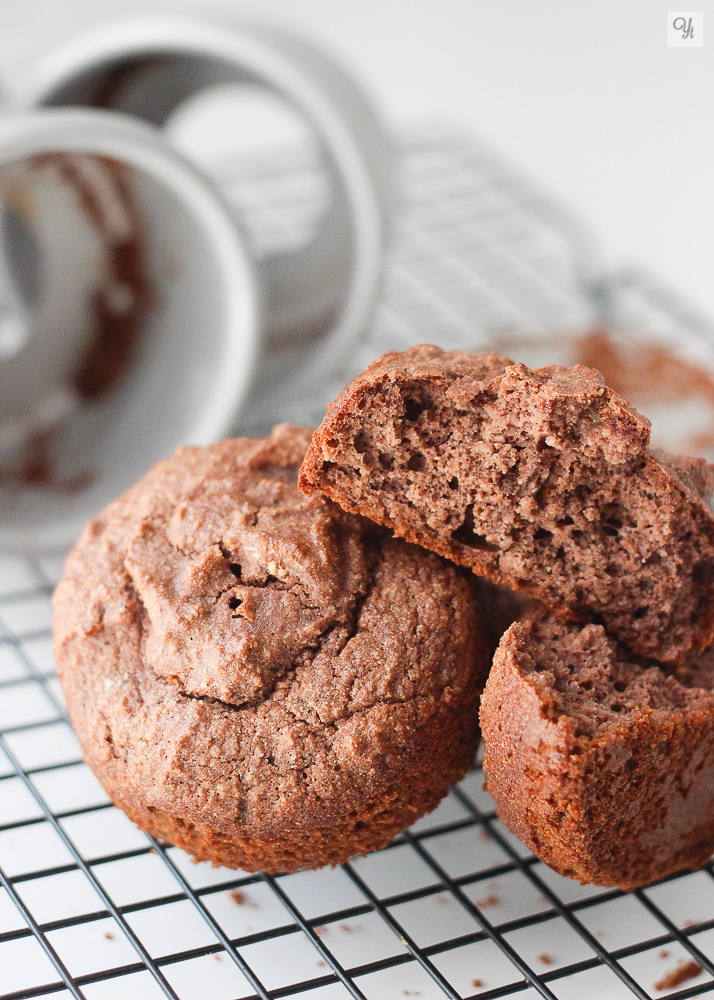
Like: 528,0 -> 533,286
53,425 -> 486,852
121,425 -> 371,707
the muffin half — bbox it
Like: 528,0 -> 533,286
299,344 -> 714,663
481,613 -> 714,889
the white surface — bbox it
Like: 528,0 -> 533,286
0,0 -> 712,322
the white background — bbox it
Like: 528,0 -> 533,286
1,0 -> 712,318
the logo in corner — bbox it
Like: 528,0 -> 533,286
668,11 -> 703,46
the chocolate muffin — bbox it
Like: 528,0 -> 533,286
54,424 -> 488,873
480,614 -> 714,890
299,344 -> 714,663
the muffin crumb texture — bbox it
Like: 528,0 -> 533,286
299,344 -> 714,664
480,613 -> 714,889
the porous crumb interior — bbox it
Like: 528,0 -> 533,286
514,617 -> 714,740
307,349 -> 714,661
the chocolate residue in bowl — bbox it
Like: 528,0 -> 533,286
49,155 -> 152,402
0,422 -> 94,494
0,153 -> 152,489
19,430 -> 54,487
18,429 -> 92,492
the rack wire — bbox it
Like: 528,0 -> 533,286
3,125 -> 714,1000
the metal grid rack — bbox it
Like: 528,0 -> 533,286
3,126 -> 714,1000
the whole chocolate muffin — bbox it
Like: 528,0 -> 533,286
299,344 -> 714,664
481,613 -> 714,890
54,424 -> 488,873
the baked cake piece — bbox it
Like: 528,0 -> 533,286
480,614 -> 714,890
299,344 -> 714,664
54,424 -> 489,873
476,580 -> 540,658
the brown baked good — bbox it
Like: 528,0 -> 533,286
53,424 -> 488,873
476,580 -> 541,658
480,613 -> 714,890
298,344 -> 714,663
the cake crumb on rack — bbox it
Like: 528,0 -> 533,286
654,959 -> 703,991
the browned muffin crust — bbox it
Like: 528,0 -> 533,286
53,424 -> 487,873
299,344 -> 714,664
480,615 -> 714,890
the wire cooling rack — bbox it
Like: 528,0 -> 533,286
3,125 -> 714,1000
